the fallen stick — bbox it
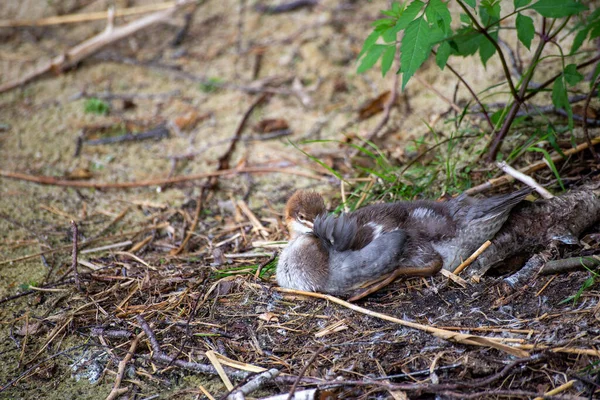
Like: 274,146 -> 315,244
105,333 -> 143,400
0,0 -> 195,94
170,93 -> 269,255
466,136 -> 600,195
275,287 -> 529,357
0,166 -> 327,189
453,240 -> 492,275
0,2 -> 180,27
496,161 -> 553,199
540,255 -> 600,275
226,370 -> 280,400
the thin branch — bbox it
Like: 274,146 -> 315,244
171,93 -> 269,255
466,136 -> 600,195
523,55 -> 600,101
105,333 -> 143,400
583,75 -> 600,161
0,2 -> 181,27
287,346 -> 326,400
0,166 -> 326,189
274,287 -> 529,357
0,0 -> 196,94
71,221 -> 82,292
496,161 -> 554,199
487,29 -> 548,161
456,0 -> 517,99
443,61 -> 494,130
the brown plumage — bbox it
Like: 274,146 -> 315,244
284,190 -> 326,238
277,188 -> 531,294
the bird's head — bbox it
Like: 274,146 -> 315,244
284,190 -> 327,238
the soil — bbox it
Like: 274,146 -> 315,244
1,1 -> 599,399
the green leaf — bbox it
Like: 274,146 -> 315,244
426,0 -> 452,33
381,10 -> 398,18
551,75 -> 573,130
381,45 -> 396,76
372,18 -> 395,28
527,147 -> 565,190
563,64 -> 583,86
358,44 -> 386,73
516,13 -> 535,49
382,26 -> 399,43
459,13 -> 471,25
400,17 -> 436,89
394,0 -> 425,31
591,63 -> 600,89
463,0 -> 476,8
480,0 -> 501,25
84,98 -> 110,115
490,108 -> 507,127
514,0 -> 532,8
479,31 -> 498,66
436,41 -> 451,69
450,27 -> 481,56
390,2 -> 402,17
359,30 -> 381,57
546,125 -> 566,158
570,25 -> 590,55
531,0 -> 587,18
590,23 -> 600,40
561,275 -> 596,305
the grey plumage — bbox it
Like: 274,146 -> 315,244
277,188 -> 531,295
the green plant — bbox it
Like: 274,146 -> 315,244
560,259 -> 599,305
212,257 -> 278,279
199,77 -> 223,93
292,137 -> 471,209
84,98 -> 110,115
358,0 -> 599,161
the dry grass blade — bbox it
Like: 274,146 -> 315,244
275,288 -> 529,357
105,333 -> 143,400
0,0 -> 196,94
206,350 -> 234,391
0,166 -> 326,189
0,2 -> 180,27
466,136 -> 600,195
453,240 -> 491,275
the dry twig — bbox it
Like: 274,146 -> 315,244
0,166 -> 326,189
466,136 -> 600,195
275,287 -> 529,357
0,0 -> 196,94
583,75 -> 600,162
105,333 -> 144,400
71,221 -> 82,292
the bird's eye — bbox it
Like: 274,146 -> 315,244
298,213 -> 306,220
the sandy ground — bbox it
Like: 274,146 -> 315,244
1,0 -> 599,399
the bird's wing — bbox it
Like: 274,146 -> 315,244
313,213 -> 358,251
325,229 -> 408,293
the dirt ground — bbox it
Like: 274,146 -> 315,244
1,0 -> 600,399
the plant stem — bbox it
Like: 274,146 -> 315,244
456,0 -> 518,100
523,54 -> 600,101
443,60 -> 494,130
487,17 -> 575,161
486,26 -> 549,161
582,74 -> 600,161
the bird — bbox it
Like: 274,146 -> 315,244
277,188 -> 531,296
